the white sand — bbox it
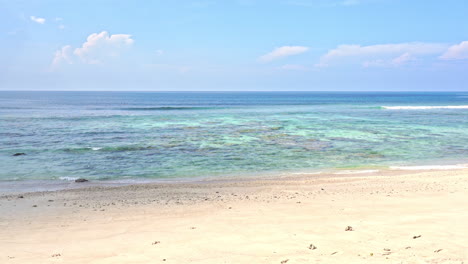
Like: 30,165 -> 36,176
1,169 -> 467,263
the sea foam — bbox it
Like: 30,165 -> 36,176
382,105 -> 468,110
333,169 -> 380,175
390,165 -> 468,170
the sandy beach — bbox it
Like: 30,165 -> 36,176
1,168 -> 467,264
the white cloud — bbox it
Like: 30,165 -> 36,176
74,31 -> 134,64
259,46 -> 309,62
30,16 -> 45,24
318,42 -> 447,67
51,45 -> 73,68
279,64 -> 310,71
363,53 -> 416,68
391,52 -> 415,65
440,41 -> 468,60
51,31 -> 134,69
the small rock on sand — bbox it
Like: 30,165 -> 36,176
345,226 -> 353,231
413,235 -> 421,239
280,259 -> 289,264
75,178 -> 89,183
308,244 -> 317,250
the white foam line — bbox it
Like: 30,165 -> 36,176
59,176 -> 79,181
390,165 -> 468,170
383,105 -> 468,110
333,169 -> 379,175
290,171 -> 323,175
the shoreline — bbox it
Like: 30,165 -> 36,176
1,162 -> 467,195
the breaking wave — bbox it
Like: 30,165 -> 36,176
382,105 -> 468,110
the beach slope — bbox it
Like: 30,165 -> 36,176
1,169 -> 467,263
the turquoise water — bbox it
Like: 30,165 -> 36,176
0,92 -> 467,182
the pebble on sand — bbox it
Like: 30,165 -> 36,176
75,178 -> 89,183
345,226 -> 354,231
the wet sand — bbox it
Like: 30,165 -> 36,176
1,169 -> 467,263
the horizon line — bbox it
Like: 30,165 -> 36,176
0,90 -> 466,93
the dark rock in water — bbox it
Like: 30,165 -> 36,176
13,153 -> 26,156
75,178 -> 89,183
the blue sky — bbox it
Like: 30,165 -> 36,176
1,0 -> 468,91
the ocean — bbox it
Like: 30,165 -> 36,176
1,91 -> 467,185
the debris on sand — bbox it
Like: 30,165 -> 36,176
434,249 -> 443,253
75,178 -> 89,183
280,259 -> 289,264
51,254 -> 61,257
308,244 -> 317,250
413,235 -> 421,239
345,226 -> 354,231
152,241 -> 161,245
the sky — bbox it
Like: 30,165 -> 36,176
1,0 -> 468,91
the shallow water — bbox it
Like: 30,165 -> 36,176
1,91 -> 467,182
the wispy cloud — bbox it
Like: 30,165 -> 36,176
259,46 -> 309,62
279,64 -> 311,71
155,50 -> 164,56
339,0 -> 360,6
51,45 -> 73,68
318,42 -> 448,67
30,16 -> 45,24
440,41 -> 468,60
363,53 -> 416,68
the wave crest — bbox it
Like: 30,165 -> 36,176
119,107 -> 217,111
382,105 -> 468,110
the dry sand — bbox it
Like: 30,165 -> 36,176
1,169 -> 467,263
